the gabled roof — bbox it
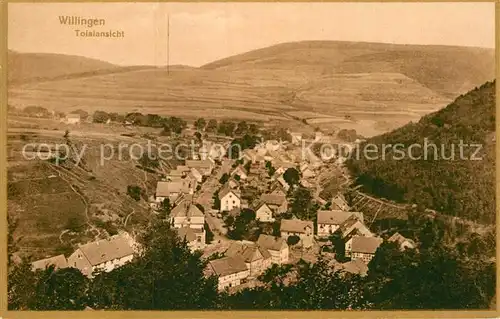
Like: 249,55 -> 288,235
77,235 -> 135,266
156,181 -> 189,197
334,258 -> 369,277
31,254 -> 68,271
171,199 -> 204,218
257,234 -> 287,251
317,210 -> 353,225
177,227 -> 197,242
208,256 -> 248,277
351,236 -> 383,254
231,166 -> 247,176
280,219 -> 313,234
226,242 -> 271,263
339,215 -> 371,238
260,193 -> 287,206
219,186 -> 240,200
185,159 -> 213,169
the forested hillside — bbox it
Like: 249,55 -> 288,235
346,81 -> 496,223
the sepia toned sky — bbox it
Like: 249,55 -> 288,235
8,2 -> 495,67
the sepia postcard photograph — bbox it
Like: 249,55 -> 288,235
4,1 -> 497,313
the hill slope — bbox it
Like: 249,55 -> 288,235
346,81 -> 496,223
202,41 -> 494,98
8,51 -> 119,84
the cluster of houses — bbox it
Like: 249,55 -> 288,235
206,234 -> 289,290
30,129 -> 416,291
31,232 -> 138,278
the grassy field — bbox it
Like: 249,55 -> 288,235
7,118 -> 174,260
8,41 -> 494,137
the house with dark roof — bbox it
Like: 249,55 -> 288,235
333,258 -> 369,277
31,254 -> 68,271
280,219 -> 314,248
67,233 -> 135,278
349,236 -> 383,263
206,257 -> 250,291
226,241 -> 272,277
257,234 -> 289,264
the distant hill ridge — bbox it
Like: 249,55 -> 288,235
201,40 -> 494,98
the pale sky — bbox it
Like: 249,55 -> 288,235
8,2 -> 495,67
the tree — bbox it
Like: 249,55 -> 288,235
235,121 -> 249,136
161,125 -> 172,136
138,152 -> 159,170
289,186 -> 318,220
9,263 -> 89,310
283,168 -> 300,188
194,131 -> 202,141
127,185 -> 143,201
194,118 -> 206,131
159,198 -> 171,219
287,235 -> 300,246
244,161 -> 251,174
206,119 -> 218,133
212,190 -> 221,210
70,109 -> 89,121
87,221 -> 220,310
219,173 -> 230,185
205,222 -> 214,244
93,111 -> 110,123
265,161 -> 276,177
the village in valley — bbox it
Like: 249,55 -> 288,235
25,111 -> 415,293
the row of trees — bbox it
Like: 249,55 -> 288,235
10,217 -> 495,310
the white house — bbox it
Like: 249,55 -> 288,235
317,210 -> 357,238
67,234 -> 135,278
207,257 -> 250,291
170,199 -> 205,230
388,232 -> 416,251
254,202 -> 275,222
66,113 -> 81,124
280,219 -> 314,248
348,236 -> 383,263
257,234 -> 289,264
339,216 -> 374,254
219,187 -> 241,212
